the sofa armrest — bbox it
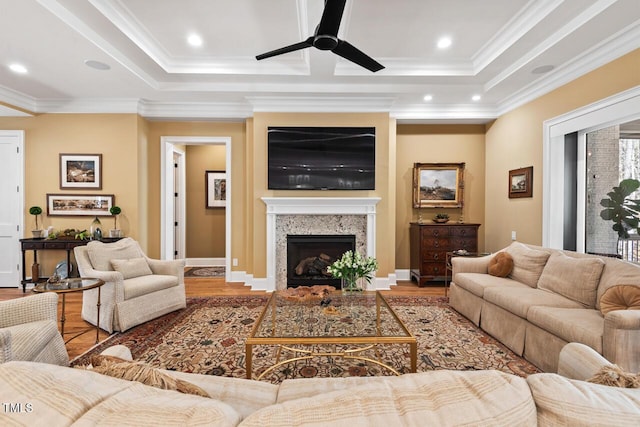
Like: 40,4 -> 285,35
146,258 -> 185,279
0,329 -> 12,363
451,254 -> 493,277
0,293 -> 58,328
603,310 -> 640,372
557,342 -> 613,380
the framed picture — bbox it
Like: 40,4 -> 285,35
46,194 -> 114,216
60,153 -> 102,189
413,162 -> 465,208
206,170 -> 226,208
509,166 -> 533,198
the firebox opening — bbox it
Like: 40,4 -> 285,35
286,234 -> 356,288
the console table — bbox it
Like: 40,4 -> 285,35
409,222 -> 480,287
19,238 -> 121,293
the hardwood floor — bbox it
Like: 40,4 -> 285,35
0,275 -> 445,359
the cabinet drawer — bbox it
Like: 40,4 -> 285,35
450,237 -> 477,251
421,227 -> 450,238
421,262 -> 446,276
450,226 -> 478,238
421,238 -> 450,250
421,250 -> 447,262
44,242 -> 68,249
21,242 -> 45,250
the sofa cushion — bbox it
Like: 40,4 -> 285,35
123,275 -> 179,300
537,252 -> 605,308
483,287 -> 582,319
527,373 -> 640,426
111,257 -> 153,279
600,285 -> 640,314
453,273 -> 528,298
526,306 -> 604,353
241,370 -> 537,427
87,238 -> 143,271
505,242 -> 551,287
488,251 -> 514,277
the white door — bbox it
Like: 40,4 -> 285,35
0,131 -> 24,287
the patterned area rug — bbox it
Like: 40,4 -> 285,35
184,266 -> 225,277
72,296 -> 539,384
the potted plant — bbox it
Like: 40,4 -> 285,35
433,213 -> 450,223
29,206 -> 44,238
109,206 -> 122,237
600,178 -> 640,239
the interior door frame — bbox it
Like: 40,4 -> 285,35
161,136 -> 232,281
0,130 -> 24,287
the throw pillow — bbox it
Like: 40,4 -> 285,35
488,252 -> 514,277
87,357 -> 210,398
537,252 -> 605,308
587,365 -> 640,388
600,285 -> 640,315
87,238 -> 143,271
504,242 -> 551,287
110,257 -> 153,279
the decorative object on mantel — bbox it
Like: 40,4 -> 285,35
327,250 -> 378,294
413,162 -> 465,209
508,166 -> 533,198
433,213 -> 449,223
29,206 -> 43,238
109,206 -> 122,238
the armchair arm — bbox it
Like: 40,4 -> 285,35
557,342 -> 613,380
603,310 -> 640,372
146,258 -> 185,280
0,293 -> 58,328
0,329 -> 12,363
451,254 -> 494,278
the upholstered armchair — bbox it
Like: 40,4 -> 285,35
0,293 -> 69,366
74,238 -> 186,333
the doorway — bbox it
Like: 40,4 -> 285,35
161,136 -> 232,282
0,130 -> 24,287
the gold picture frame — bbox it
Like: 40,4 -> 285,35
413,162 -> 465,208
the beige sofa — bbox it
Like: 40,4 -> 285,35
74,238 -> 186,333
449,242 -> 640,373
0,293 -> 68,366
0,343 -> 638,426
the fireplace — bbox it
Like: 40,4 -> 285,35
287,235 -> 355,288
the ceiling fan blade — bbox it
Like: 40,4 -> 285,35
317,0 -> 347,36
332,40 -> 385,72
256,37 -> 314,60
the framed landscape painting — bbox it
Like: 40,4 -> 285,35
413,162 -> 465,208
509,166 -> 533,198
206,170 -> 226,208
60,153 -> 102,189
47,194 -> 114,216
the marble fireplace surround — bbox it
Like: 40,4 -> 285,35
262,197 -> 381,291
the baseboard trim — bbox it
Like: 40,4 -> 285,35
186,258 -> 225,267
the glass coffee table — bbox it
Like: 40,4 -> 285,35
246,291 -> 417,380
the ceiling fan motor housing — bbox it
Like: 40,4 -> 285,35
314,34 -> 338,50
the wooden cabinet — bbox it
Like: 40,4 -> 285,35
410,222 -> 480,286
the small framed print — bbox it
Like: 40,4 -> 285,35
60,153 -> 102,189
47,194 -> 114,216
206,170 -> 226,208
413,162 -> 465,208
509,166 -> 533,198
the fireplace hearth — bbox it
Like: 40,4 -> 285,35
287,235 -> 355,288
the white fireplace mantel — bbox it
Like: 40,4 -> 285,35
261,197 -> 381,291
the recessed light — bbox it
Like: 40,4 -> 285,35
9,63 -> 27,74
423,94 -> 433,101
532,65 -> 555,74
187,34 -> 203,47
472,95 -> 481,101
437,37 -> 452,49
84,60 -> 111,70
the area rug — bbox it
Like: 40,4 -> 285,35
184,266 -> 225,277
71,296 -> 539,384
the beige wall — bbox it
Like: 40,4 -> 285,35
484,48 -> 640,252
395,125 -> 486,267
185,144 -> 226,258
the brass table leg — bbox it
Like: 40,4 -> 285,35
246,343 -> 253,379
95,286 -> 101,343
59,293 -> 66,336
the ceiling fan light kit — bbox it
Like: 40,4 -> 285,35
256,0 -> 384,73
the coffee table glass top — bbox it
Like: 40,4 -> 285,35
33,277 -> 103,293
251,291 -> 412,339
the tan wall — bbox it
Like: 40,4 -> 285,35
249,113 -> 395,278
484,48 -> 640,252
395,125 -> 486,268
185,144 -> 226,258
0,113 -> 140,274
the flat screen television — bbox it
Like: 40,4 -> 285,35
268,126 -> 375,190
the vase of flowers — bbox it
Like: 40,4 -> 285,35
327,250 -> 378,294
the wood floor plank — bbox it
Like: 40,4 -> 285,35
0,275 -> 445,359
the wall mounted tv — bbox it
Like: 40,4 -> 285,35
268,126 -> 375,190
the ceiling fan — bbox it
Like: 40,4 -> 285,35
256,0 -> 384,72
